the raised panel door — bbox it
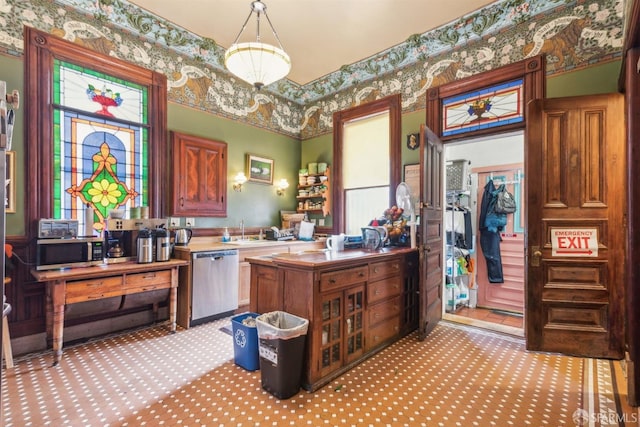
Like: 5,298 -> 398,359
170,131 -> 227,216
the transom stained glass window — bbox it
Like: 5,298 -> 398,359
442,79 -> 524,137
53,60 -> 149,234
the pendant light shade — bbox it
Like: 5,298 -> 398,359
224,0 -> 291,90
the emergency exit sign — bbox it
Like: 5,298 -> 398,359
551,228 -> 598,257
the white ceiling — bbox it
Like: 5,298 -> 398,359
127,0 -> 497,85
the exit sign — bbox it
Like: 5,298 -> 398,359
551,228 -> 598,257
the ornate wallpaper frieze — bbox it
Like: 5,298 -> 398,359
0,0 -> 624,140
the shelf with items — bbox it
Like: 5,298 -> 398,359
445,190 -> 473,313
297,165 -> 330,218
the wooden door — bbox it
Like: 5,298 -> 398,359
526,94 -> 625,358
418,124 -> 444,339
475,164 -> 525,313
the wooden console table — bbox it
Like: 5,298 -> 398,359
31,259 -> 188,366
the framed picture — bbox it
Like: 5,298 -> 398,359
406,133 -> 420,150
5,151 -> 15,213
246,154 -> 274,185
403,163 -> 420,205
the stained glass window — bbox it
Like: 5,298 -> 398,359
52,59 -> 149,234
442,79 -> 524,137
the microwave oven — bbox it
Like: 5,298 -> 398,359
36,237 -> 105,270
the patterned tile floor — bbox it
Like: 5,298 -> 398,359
1,318 -> 637,426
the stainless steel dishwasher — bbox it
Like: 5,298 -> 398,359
191,249 -> 239,326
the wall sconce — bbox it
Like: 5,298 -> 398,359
233,172 -> 247,192
276,178 -> 289,196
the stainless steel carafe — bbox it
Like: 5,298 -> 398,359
136,228 -> 154,263
155,227 -> 171,262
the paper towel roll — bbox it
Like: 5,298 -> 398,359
84,204 -> 94,237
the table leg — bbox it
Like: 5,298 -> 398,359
47,280 -> 65,366
168,286 -> 177,333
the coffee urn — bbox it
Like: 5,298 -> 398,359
136,228 -> 154,263
155,227 -> 171,262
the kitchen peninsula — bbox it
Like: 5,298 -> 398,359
31,259 -> 189,365
247,247 -> 419,391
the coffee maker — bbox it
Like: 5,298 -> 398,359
104,218 -> 166,263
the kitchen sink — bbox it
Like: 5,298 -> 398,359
222,239 -> 282,245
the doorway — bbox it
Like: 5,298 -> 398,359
442,131 -> 525,336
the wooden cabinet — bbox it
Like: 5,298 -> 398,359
169,131 -> 227,217
65,270 -> 172,304
319,284 -> 365,377
251,264 -> 281,313
247,248 -> 417,391
366,259 -> 402,351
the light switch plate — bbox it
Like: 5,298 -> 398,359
185,217 -> 195,227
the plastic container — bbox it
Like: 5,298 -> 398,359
256,311 -> 309,399
222,227 -> 231,243
231,312 -> 260,371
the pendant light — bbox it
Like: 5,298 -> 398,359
224,0 -> 291,90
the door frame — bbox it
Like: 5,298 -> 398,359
422,56 -> 545,339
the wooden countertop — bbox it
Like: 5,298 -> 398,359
247,246 -> 416,269
31,259 -> 189,282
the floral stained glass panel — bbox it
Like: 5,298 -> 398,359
54,60 -> 147,123
442,79 -> 524,137
52,60 -> 149,234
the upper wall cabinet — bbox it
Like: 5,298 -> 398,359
169,131 -> 227,217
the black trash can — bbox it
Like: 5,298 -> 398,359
256,311 -> 309,399
231,312 -> 260,371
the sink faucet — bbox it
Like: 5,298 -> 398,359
240,219 -> 245,241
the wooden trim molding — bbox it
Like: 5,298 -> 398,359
332,94 -> 402,233
17,26 -> 168,339
625,46 -> 640,407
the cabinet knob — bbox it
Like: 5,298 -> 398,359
373,267 -> 379,273
329,279 -> 336,284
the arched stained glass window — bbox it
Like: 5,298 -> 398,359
52,59 -> 149,235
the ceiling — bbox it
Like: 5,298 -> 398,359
127,0 -> 497,85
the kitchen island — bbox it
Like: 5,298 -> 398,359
247,247 -> 419,392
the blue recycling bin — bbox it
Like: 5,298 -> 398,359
231,312 -> 260,371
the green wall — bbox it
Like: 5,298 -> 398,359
547,60 -> 621,98
1,55 -> 24,236
167,105 -> 300,229
1,51 -> 623,236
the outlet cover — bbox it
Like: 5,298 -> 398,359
185,217 -> 195,227
168,217 -> 180,227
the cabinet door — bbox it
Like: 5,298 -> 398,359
319,291 -> 343,376
344,285 -> 365,363
170,131 -> 227,216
